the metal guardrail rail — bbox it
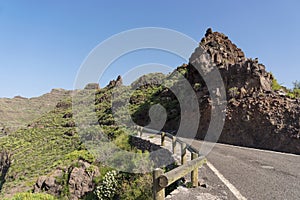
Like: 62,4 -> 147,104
132,126 -> 206,200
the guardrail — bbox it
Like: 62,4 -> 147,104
133,126 -> 206,200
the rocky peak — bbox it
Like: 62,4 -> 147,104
201,28 -> 246,65
184,28 -> 300,154
107,75 -> 123,88
188,28 -> 273,97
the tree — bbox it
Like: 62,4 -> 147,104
292,80 -> 300,90
291,80 -> 300,98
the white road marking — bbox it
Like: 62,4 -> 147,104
215,142 -> 299,157
206,161 -> 247,200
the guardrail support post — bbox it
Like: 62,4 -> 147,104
153,168 -> 165,200
161,132 -> 165,146
191,152 -> 199,187
181,143 -> 187,165
172,137 -> 176,154
140,127 -> 143,137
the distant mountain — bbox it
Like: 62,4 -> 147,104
0,89 -> 71,135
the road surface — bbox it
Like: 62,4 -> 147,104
141,133 -> 300,200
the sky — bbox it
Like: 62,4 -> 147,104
0,0 -> 299,98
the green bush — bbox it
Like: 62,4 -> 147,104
64,150 -> 95,163
9,192 -> 56,200
271,73 -> 282,91
118,173 -> 152,200
193,83 -> 202,91
228,87 -> 240,98
293,88 -> 300,98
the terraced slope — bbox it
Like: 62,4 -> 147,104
0,89 -> 70,135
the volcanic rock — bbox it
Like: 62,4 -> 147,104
187,28 -> 300,154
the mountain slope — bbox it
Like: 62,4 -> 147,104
0,81 -> 155,199
0,89 -> 71,135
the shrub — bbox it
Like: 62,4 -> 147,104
94,170 -> 119,200
193,83 -> 202,91
271,74 -> 282,91
292,80 -> 300,89
118,173 -> 152,200
10,192 -> 56,200
228,87 -> 240,98
293,88 -> 300,98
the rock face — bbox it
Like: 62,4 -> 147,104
34,160 -> 99,200
0,151 -> 11,190
187,28 -> 300,154
221,94 -> 300,153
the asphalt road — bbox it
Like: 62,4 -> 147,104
141,133 -> 300,200
184,138 -> 300,200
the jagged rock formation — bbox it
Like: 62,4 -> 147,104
189,28 -> 273,97
107,75 -> 123,88
187,28 -> 300,154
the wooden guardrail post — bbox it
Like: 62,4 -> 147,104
191,152 -> 199,187
172,136 -> 176,154
181,143 -> 187,165
136,126 -> 139,136
139,126 -> 142,137
161,132 -> 165,146
153,168 -> 165,200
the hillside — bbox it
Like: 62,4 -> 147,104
0,80 -> 158,199
0,89 -> 71,135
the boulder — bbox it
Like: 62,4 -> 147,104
34,160 -> 100,199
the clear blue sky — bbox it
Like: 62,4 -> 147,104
0,0 -> 299,98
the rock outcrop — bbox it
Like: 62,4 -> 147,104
84,83 -> 100,90
189,28 -> 273,97
34,160 -> 99,200
107,75 -> 123,88
187,28 -> 300,154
